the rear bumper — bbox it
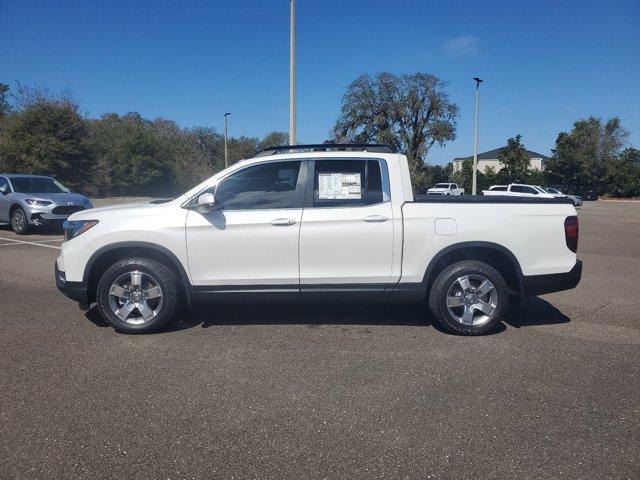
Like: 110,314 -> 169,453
55,262 -> 89,306
521,260 -> 582,297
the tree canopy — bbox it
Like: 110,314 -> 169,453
0,84 -> 288,196
497,135 -> 531,184
545,117 -> 629,194
333,72 -> 459,193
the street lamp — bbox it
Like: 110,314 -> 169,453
472,77 -> 483,195
289,0 -> 296,145
224,112 -> 231,168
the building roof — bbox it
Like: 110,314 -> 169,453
453,147 -> 550,162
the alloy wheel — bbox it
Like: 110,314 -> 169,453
446,274 -> 498,326
107,270 -> 164,325
12,210 -> 26,232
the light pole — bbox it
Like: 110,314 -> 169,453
472,77 -> 483,195
224,112 -> 231,168
289,0 -> 296,145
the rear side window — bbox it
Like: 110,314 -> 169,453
511,185 -> 525,193
312,160 -> 383,207
214,161 -> 301,210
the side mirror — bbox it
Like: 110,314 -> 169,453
196,192 -> 216,212
0,185 -> 8,195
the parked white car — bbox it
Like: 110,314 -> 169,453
56,144 -> 581,336
483,184 -> 556,198
544,187 -> 583,206
426,183 -> 464,195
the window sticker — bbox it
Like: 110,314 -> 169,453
318,172 -> 362,199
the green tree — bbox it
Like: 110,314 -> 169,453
526,168 -> 545,187
545,117 -> 628,194
333,72 -> 458,192
497,135 -> 530,184
259,131 -> 289,150
606,148 -> 640,197
479,165 -> 498,192
0,83 -> 10,117
453,159 -> 474,192
0,90 -> 94,192
89,113 -> 174,196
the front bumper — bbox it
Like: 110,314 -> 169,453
521,260 -> 582,297
55,261 -> 89,306
27,205 -> 88,226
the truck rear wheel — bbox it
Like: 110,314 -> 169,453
428,260 -> 508,335
96,257 -> 178,334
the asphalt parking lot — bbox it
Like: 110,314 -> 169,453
0,200 -> 638,479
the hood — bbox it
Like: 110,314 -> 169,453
15,192 -> 90,205
67,200 -> 170,221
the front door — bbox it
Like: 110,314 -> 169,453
186,160 -> 306,289
0,177 -> 11,222
299,159 -> 395,290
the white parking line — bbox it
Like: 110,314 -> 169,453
0,237 -> 62,250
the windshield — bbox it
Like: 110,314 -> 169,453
533,186 -> 547,193
434,184 -> 450,188
11,177 -> 69,194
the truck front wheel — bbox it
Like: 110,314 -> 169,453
96,257 -> 178,334
428,260 -> 508,335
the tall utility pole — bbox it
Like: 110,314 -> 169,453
289,0 -> 296,145
472,77 -> 483,195
224,112 -> 231,168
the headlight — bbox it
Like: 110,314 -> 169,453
63,220 -> 99,241
25,199 -> 52,206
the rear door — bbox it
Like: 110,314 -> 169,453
298,158 -> 394,290
186,160 -> 307,289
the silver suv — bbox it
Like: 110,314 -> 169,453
0,174 -> 93,234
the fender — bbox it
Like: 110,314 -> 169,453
83,241 -> 193,308
419,241 -> 524,293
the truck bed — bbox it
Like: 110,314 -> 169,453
413,195 -> 573,204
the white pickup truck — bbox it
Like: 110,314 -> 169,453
426,183 -> 464,195
56,144 -> 581,335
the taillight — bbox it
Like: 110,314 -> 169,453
564,216 -> 579,253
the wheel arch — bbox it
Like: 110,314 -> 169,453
422,242 -> 524,297
83,242 -> 192,307
9,203 -> 23,216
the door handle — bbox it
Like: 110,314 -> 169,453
363,215 -> 389,223
271,218 -> 297,226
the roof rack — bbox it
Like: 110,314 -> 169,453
252,143 -> 395,157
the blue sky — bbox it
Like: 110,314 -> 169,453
1,0 -> 639,165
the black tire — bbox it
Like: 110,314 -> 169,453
10,207 -> 30,235
96,257 -> 178,334
428,260 -> 509,335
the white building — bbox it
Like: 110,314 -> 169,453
452,147 -> 549,173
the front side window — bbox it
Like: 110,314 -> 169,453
510,185 -> 525,193
0,177 -> 9,191
11,177 -> 68,193
214,161 -> 301,210
313,160 -> 383,207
